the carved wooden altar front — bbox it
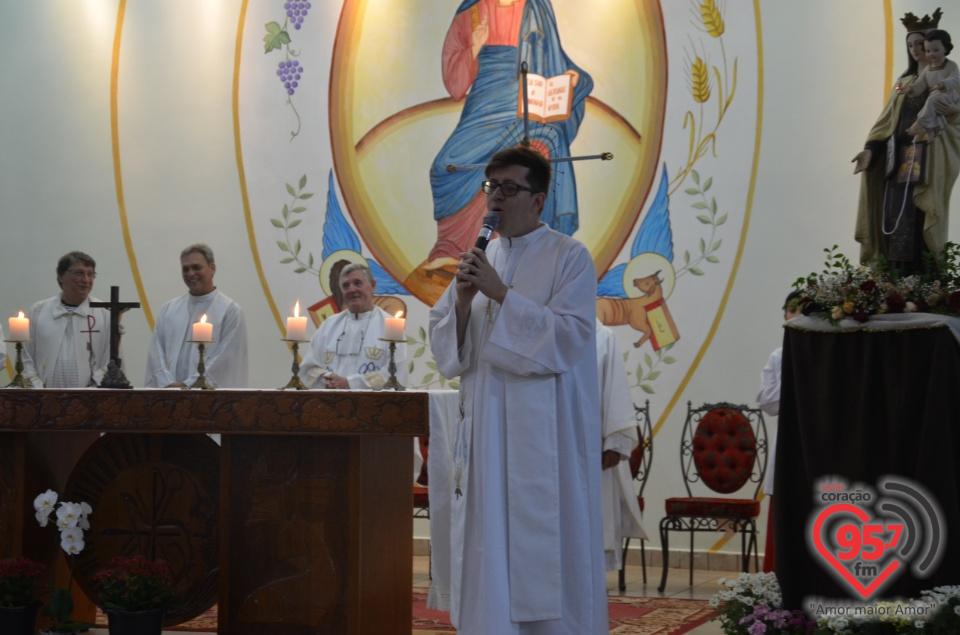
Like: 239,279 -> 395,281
0,389 -> 428,635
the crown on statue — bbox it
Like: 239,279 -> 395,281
901,7 -> 942,33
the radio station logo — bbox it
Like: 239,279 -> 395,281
807,476 -> 945,600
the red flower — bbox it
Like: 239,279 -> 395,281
853,308 -> 870,323
886,292 -> 906,313
949,291 -> 960,309
860,279 -> 877,292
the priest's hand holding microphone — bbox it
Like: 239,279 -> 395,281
456,212 -> 507,304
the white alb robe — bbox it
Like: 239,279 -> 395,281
22,295 -> 112,388
145,289 -> 248,388
429,225 -> 607,635
757,346 -> 782,495
0,323 -> 5,372
298,307 -> 406,389
596,321 -> 647,571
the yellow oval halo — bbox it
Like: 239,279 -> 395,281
318,249 -> 367,296
623,253 -> 676,300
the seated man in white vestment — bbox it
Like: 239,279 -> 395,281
429,146 -> 608,634
298,263 -> 407,390
596,320 -> 647,571
145,244 -> 248,388
22,251 -> 113,388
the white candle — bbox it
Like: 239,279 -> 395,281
193,314 -> 213,342
8,311 -> 29,341
286,300 -> 308,341
384,310 -> 405,341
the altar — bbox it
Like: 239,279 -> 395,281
774,315 -> 960,610
0,388 -> 428,635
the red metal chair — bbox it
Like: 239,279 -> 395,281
619,400 -> 653,590
657,401 -> 768,592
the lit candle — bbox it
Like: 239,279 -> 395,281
286,300 -> 308,341
193,314 -> 213,342
8,311 -> 29,341
384,310 -> 405,341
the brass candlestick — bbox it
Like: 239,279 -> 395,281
378,338 -> 405,391
279,340 -> 309,390
4,340 -> 31,388
186,340 -> 216,390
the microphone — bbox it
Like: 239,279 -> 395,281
474,212 -> 500,251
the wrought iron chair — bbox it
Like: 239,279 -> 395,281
619,400 -> 653,590
657,401 -> 767,592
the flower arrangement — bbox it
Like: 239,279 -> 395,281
711,572 -> 815,634
93,555 -> 174,612
33,489 -> 95,632
792,244 -> 960,326
0,557 -> 47,607
711,573 -> 960,635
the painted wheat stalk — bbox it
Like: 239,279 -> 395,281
699,0 -> 725,37
689,56 -> 711,104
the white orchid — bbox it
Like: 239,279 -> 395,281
55,501 -> 84,529
33,489 -> 58,525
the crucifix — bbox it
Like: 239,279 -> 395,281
81,314 -> 100,381
90,285 -> 141,389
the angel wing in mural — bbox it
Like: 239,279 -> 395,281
596,164 -> 680,350
308,171 -> 408,326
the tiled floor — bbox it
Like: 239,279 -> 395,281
88,555 -> 733,634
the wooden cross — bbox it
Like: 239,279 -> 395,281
90,285 -> 141,389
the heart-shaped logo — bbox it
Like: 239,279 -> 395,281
812,503 -> 903,599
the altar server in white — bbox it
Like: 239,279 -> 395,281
429,147 -> 607,634
22,251 -> 112,388
298,263 -> 406,390
596,320 -> 647,571
145,244 -> 248,388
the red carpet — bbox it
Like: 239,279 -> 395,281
98,593 -> 715,633
412,591 -> 716,634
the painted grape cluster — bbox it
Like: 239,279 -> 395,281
277,60 -> 303,96
284,1 -> 311,30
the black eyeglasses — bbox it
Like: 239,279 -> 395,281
481,180 -> 539,197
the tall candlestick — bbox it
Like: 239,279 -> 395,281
384,310 -> 405,341
193,314 -> 213,342
8,311 -> 29,341
286,300 -> 308,340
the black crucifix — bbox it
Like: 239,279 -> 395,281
90,285 -> 141,389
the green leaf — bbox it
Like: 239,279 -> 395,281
271,218 -> 284,228
422,373 -> 435,384
691,170 -> 700,185
706,255 -> 720,263
647,371 -> 660,381
640,384 -> 655,394
277,240 -> 290,252
690,267 -> 705,276
419,326 -> 427,340
702,177 -> 713,192
294,267 -> 306,273
282,204 -> 289,219
684,187 -> 700,195
692,201 -> 708,210
635,363 -> 644,378
299,192 -> 314,200
699,238 -> 706,253
286,183 -> 296,196
449,381 -> 460,390
414,346 -> 426,358
280,257 -> 294,264
292,206 -> 307,213
308,253 -> 314,267
299,174 -> 307,190
696,215 -> 712,224
710,198 -> 717,214
408,361 -> 415,374
684,251 -> 691,264
263,22 -> 291,53
644,353 -> 653,368
662,356 -> 676,364
294,239 -> 301,255
712,239 -> 722,251
426,361 -> 438,371
716,213 -> 728,225
288,219 -> 302,228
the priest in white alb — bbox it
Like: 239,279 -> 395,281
145,244 -> 248,388
298,262 -> 407,390
22,251 -> 113,388
596,320 -> 647,571
429,147 -> 607,634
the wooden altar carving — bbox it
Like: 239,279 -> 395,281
0,389 -> 428,635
